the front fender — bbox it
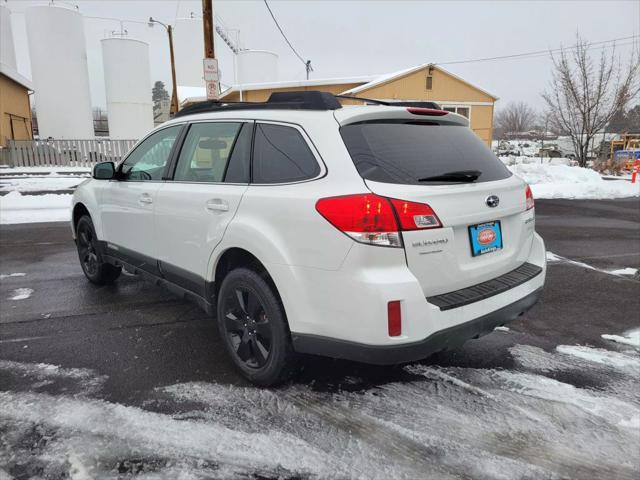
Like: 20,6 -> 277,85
71,179 -> 104,239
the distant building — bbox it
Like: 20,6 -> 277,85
153,98 -> 170,126
206,64 -> 498,146
0,64 -> 33,147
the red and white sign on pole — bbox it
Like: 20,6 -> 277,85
203,58 -> 219,100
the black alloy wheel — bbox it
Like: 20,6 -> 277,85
222,287 -> 272,368
216,267 -> 298,386
77,220 -> 99,277
75,215 -> 121,284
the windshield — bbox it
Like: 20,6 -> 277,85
340,122 -> 511,185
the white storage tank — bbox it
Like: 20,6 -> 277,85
0,4 -> 17,70
237,50 -> 278,85
25,5 -> 94,139
174,17 -> 204,87
101,37 -> 153,139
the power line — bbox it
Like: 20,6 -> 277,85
262,0 -> 313,77
435,35 -> 639,66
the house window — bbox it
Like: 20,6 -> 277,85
442,106 -> 470,119
426,76 -> 433,90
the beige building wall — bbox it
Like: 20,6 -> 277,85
217,66 -> 496,146
0,73 -> 32,147
351,67 -> 495,145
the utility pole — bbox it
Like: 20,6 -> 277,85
202,0 -> 219,100
149,17 -> 179,115
167,25 -> 179,115
203,0 -> 215,60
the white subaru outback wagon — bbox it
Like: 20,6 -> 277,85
72,91 -> 546,385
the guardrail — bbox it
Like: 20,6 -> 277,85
5,139 -> 137,167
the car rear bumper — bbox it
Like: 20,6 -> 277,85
291,287 -> 542,365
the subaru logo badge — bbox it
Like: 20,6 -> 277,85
486,195 -> 499,208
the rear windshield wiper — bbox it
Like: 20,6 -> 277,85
418,170 -> 481,183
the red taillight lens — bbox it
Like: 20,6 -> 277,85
388,300 -> 402,336
406,107 -> 448,116
389,198 -> 441,230
316,194 -> 441,247
525,185 -> 534,210
316,194 -> 401,247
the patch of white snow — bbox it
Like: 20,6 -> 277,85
602,329 -> 640,349
9,287 -> 33,300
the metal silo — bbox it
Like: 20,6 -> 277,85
174,17 -> 205,87
237,50 -> 278,85
25,5 -> 94,139
101,37 -> 153,139
0,4 -> 17,71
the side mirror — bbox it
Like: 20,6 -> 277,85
93,161 -> 116,180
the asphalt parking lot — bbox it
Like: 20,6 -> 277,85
1,198 -> 639,479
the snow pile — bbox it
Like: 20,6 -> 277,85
602,328 -> 640,349
0,166 -> 91,174
0,191 -> 72,224
508,163 -> 639,199
499,156 -> 572,167
0,175 -> 84,193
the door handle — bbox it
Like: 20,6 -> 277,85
139,193 -> 153,205
206,199 -> 229,212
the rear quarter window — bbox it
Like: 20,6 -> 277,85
340,122 -> 511,185
252,123 -> 320,184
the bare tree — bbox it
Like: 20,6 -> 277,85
542,34 -> 639,167
495,102 -> 538,136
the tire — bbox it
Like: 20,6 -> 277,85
75,215 -> 121,285
217,267 -> 298,386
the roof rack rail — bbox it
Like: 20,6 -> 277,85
175,90 -> 342,117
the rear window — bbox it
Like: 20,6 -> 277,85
340,122 -> 511,185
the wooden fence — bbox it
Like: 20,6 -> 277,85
5,139 -> 137,168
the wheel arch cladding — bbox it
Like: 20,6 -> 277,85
72,202 -> 90,236
214,247 -> 290,331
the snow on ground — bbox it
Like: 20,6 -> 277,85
0,167 -> 89,224
602,329 -> 640,349
0,191 -> 72,224
504,161 -> 640,199
556,345 -> 640,370
1,343 -> 639,479
0,166 -> 91,174
8,287 -> 33,300
608,267 -> 639,276
0,175 -> 84,193
0,272 -> 26,280
547,251 -> 639,279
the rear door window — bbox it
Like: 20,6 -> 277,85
340,122 -> 511,185
173,122 -> 242,183
252,123 -> 320,184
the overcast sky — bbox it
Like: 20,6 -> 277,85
6,0 -> 640,112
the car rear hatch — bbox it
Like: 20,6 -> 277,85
336,107 -> 535,297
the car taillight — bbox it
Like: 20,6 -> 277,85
389,198 -> 441,230
525,184 -> 534,210
315,194 -> 441,247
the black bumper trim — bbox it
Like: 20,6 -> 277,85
291,288 -> 542,365
427,262 -> 543,311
